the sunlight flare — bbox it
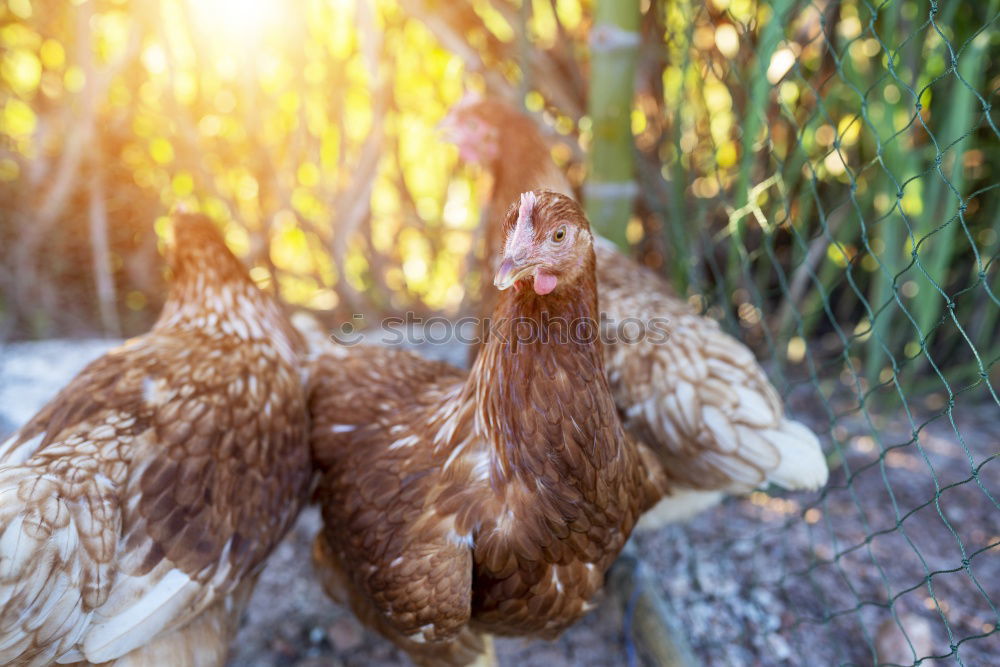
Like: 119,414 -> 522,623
186,0 -> 282,46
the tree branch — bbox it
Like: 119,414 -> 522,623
87,154 -> 122,337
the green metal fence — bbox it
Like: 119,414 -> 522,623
642,0 -> 999,663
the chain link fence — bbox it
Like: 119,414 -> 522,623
636,1 -> 998,663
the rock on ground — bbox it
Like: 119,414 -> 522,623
1,338 -> 997,666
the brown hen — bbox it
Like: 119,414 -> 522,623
442,97 -> 828,525
308,191 -> 666,665
0,213 -> 312,666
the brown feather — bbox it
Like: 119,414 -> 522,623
0,213 -> 311,665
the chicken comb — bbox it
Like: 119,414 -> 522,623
517,191 -> 537,226
455,89 -> 484,109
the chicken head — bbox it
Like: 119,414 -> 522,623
493,190 -> 593,296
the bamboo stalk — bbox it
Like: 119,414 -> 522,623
661,0 -> 697,293
725,0 -> 795,294
973,218 -> 1000,351
861,3 -> 909,388
585,0 -> 641,249
914,0 -> 999,351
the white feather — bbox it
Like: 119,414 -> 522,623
758,420 -> 829,491
82,568 -> 200,663
633,490 -> 726,532
0,432 -> 44,466
388,435 -> 419,450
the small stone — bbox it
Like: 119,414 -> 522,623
269,637 -> 297,658
328,616 -> 365,652
875,614 -> 936,665
767,632 -> 792,660
308,626 -> 327,645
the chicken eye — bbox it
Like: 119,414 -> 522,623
553,227 -> 566,242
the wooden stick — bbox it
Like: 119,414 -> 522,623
608,541 -> 698,667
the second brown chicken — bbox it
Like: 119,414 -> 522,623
441,96 -> 828,525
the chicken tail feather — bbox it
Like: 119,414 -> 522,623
758,418 -> 829,491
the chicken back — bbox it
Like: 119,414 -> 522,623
0,213 -> 312,666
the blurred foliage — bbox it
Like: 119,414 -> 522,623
0,0 -> 538,335
0,0 -> 998,405
654,0 -> 999,407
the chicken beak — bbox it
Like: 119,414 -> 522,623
493,258 -> 535,291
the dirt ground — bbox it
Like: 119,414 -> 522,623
1,339 -> 997,666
